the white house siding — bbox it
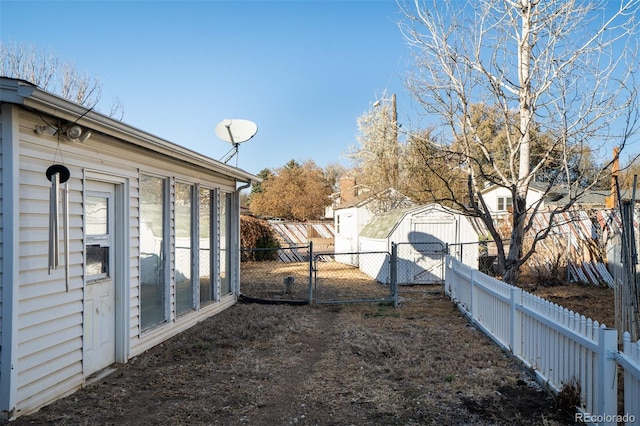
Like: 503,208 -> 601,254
7,105 -> 244,417
334,205 -> 374,266
16,112 -> 87,414
481,185 -> 544,216
1,104 -> 25,416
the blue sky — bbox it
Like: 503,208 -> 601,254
2,1 -> 638,176
1,0 -> 417,175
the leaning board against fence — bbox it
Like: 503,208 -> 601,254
444,257 -> 639,425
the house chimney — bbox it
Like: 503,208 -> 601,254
339,176 -> 357,204
606,147 -> 620,209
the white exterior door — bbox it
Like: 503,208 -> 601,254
409,217 -> 455,284
83,181 -> 117,376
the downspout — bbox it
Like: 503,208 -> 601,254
234,180 -> 252,297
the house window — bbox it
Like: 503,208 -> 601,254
220,192 -> 233,295
199,187 -> 215,305
336,215 -> 340,234
497,196 -> 513,212
140,174 -> 168,330
175,182 -> 194,315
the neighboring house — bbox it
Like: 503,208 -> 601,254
480,182 -> 610,217
333,178 -> 414,266
357,204 -> 481,284
334,194 -> 378,266
0,78 -> 257,420
480,183 -> 546,216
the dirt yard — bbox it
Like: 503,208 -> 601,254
525,281 -> 615,328
10,262 -> 617,426
9,286 -> 586,426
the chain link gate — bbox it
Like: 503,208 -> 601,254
312,250 -> 398,305
394,241 -> 447,286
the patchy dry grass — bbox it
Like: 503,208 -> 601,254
11,290 -> 576,425
526,282 -> 615,327
10,262 -> 612,425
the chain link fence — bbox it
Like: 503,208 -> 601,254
240,241 -> 456,305
240,246 -> 312,303
313,251 -> 395,305
450,240 -> 503,277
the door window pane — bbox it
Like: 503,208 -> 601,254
86,196 -> 108,235
86,245 -> 109,276
86,195 -> 110,281
140,175 -> 167,330
175,182 -> 193,315
199,188 -> 214,304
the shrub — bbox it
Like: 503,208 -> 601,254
240,215 -> 280,261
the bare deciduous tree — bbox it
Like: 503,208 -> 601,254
1,42 -> 123,118
400,0 -> 640,283
349,93 -> 415,213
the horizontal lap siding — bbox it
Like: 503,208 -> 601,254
15,113 -> 140,414
15,109 -> 239,414
16,119 -> 87,414
129,183 -> 141,337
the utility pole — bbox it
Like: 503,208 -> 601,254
391,93 -> 398,144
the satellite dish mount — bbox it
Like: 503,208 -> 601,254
215,119 -> 258,166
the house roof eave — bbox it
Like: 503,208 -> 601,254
1,77 -> 257,183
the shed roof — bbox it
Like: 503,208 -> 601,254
359,207 -> 414,239
0,77 -> 258,183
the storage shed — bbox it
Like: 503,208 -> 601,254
0,78 -> 257,419
358,204 -> 480,285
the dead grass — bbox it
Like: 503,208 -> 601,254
525,282 -> 615,327
10,290 -> 577,425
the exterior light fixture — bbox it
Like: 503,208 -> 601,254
35,124 -> 58,136
65,125 -> 92,143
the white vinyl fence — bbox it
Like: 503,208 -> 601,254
445,256 -> 640,426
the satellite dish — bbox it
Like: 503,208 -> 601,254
216,119 -> 258,165
215,119 -> 258,144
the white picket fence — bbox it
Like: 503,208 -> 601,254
444,256 -> 640,426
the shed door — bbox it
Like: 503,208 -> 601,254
83,181 -> 117,376
409,218 -> 455,284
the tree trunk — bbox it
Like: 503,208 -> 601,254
502,0 -> 535,285
503,195 -> 527,284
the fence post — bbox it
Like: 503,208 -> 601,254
391,242 -> 398,308
597,326 -> 618,425
510,287 -> 523,358
470,269 -> 476,322
308,240 -> 314,304
444,255 -> 451,297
